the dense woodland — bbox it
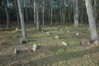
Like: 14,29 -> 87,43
0,0 -> 99,41
0,0 -> 99,25
0,0 -> 99,66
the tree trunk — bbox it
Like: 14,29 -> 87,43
42,0 -> 45,26
34,0 -> 36,24
81,2 -> 84,24
60,9 -> 62,23
93,0 -> 97,20
62,0 -> 65,24
85,0 -> 98,41
74,0 -> 79,27
36,3 -> 40,30
50,7 -> 53,25
25,7 -> 28,23
34,0 -> 40,30
14,0 -> 20,26
17,0 -> 28,43
3,0 -> 10,28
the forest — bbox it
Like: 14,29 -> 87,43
0,0 -> 99,66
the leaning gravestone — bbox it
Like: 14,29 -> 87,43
14,48 -> 20,55
62,42 -> 68,46
32,44 -> 37,51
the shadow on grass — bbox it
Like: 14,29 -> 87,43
0,45 -> 99,66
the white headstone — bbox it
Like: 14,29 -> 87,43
55,35 -> 59,39
66,27 -> 69,29
14,48 -> 17,54
16,28 -> 18,31
32,44 -> 37,51
62,42 -> 68,46
76,33 -> 80,36
46,32 -> 50,35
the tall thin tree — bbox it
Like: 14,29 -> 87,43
34,0 -> 41,30
3,0 -> 10,28
85,0 -> 98,41
42,0 -> 45,26
74,0 -> 79,27
50,7 -> 53,25
14,0 -> 20,25
17,0 -> 28,43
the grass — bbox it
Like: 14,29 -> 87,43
0,24 -> 99,66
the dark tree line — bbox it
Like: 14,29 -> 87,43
0,0 -> 99,25
0,0 -> 99,43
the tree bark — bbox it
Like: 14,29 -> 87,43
3,0 -> 10,28
14,0 -> 20,26
50,7 -> 53,25
93,0 -> 97,20
25,7 -> 28,23
74,0 -> 79,27
34,0 -> 40,30
42,0 -> 45,26
85,0 -> 98,41
17,0 -> 28,43
34,0 -> 36,24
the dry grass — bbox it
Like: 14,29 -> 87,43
0,24 -> 99,66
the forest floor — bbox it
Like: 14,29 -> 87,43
0,24 -> 99,66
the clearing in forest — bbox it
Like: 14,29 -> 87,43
0,24 -> 99,66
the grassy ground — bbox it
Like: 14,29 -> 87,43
0,24 -> 99,66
